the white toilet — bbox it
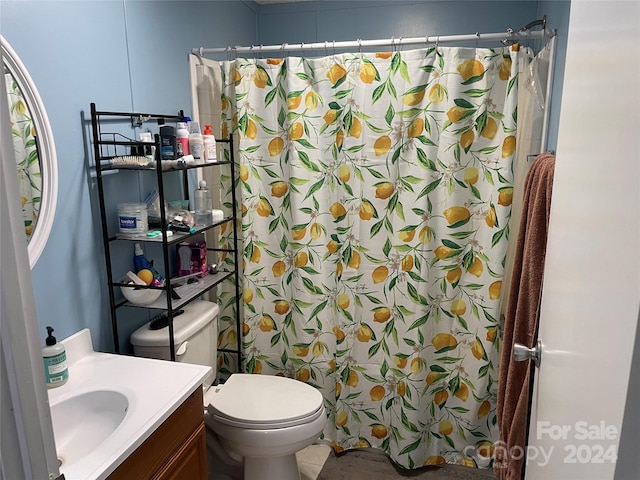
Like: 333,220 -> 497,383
130,300 -> 326,480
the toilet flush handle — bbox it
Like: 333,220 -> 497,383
176,341 -> 189,358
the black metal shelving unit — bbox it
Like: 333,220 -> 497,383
90,103 -> 242,369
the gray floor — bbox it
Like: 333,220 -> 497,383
315,447 -> 497,480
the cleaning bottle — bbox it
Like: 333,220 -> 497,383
176,120 -> 190,157
203,125 -> 217,163
43,326 -> 68,388
134,243 -> 164,285
193,180 -> 213,226
189,121 -> 204,164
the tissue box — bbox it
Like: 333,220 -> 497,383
177,241 -> 208,277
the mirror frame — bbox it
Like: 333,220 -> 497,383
1,35 -> 58,268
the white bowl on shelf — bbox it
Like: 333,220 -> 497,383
120,284 -> 162,306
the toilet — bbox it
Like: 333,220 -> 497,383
130,300 -> 326,480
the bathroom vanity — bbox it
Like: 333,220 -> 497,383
48,329 -> 210,480
106,387 -> 206,479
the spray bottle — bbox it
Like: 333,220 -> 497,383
134,243 -> 164,286
176,120 -> 190,157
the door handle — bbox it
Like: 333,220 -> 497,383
513,340 -> 541,367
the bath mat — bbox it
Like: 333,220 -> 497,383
316,448 -> 496,480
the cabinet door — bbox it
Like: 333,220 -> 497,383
107,389 -> 205,480
153,423 -> 207,480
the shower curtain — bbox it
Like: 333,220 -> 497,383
218,45 -> 519,468
5,72 -> 41,242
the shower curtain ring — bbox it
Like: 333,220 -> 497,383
391,36 -> 395,51
475,32 -> 480,48
357,38 -> 362,53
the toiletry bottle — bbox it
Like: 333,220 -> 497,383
43,326 -> 68,388
193,180 -> 213,226
159,125 -> 177,160
134,243 -> 164,285
203,125 -> 217,163
139,132 -> 155,161
178,242 -> 192,276
189,121 -> 204,164
176,120 -> 190,157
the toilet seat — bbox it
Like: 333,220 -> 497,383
205,374 -> 324,429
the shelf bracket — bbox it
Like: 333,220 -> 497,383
131,114 -> 151,128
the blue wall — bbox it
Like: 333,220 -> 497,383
0,0 -> 569,353
257,1 -> 538,44
1,0 -> 258,351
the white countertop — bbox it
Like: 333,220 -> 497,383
48,329 -> 211,480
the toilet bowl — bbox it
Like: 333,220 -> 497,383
129,301 -> 326,480
204,374 -> 326,480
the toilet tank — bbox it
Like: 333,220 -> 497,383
130,300 -> 219,388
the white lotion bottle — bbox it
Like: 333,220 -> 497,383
203,124 -> 217,163
189,121 -> 204,164
43,326 -> 69,388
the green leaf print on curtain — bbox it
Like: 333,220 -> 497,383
219,45 -> 518,469
5,72 -> 41,241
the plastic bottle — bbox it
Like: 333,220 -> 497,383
43,326 -> 68,388
176,120 -> 190,157
193,180 -> 213,226
189,121 -> 204,164
203,125 -> 217,163
159,125 -> 176,160
134,243 -> 164,285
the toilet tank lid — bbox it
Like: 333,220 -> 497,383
130,300 -> 219,347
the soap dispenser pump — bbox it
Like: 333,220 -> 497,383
43,326 -> 68,388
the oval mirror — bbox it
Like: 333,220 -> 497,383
1,35 -> 57,268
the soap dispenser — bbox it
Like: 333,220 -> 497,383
42,326 -> 68,388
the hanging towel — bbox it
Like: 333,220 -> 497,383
495,153 -> 556,480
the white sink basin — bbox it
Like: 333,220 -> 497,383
47,329 -> 210,479
51,390 -> 129,468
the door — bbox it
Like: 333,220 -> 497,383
188,53 -> 223,189
525,2 -> 640,479
188,53 -> 224,239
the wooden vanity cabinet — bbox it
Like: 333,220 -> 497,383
107,387 -> 207,480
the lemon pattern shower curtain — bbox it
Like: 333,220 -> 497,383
5,72 -> 41,241
219,45 -> 518,468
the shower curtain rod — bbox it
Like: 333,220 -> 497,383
192,20 -> 553,56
